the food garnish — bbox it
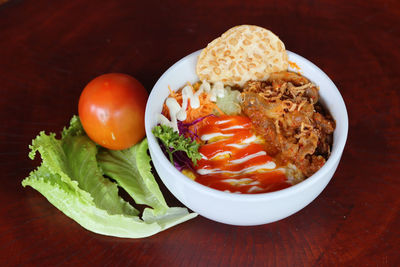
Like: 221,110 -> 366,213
22,116 -> 196,238
152,124 -> 202,170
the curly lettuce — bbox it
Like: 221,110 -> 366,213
22,116 -> 196,238
152,124 -> 201,166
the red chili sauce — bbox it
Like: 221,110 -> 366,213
193,115 -> 291,194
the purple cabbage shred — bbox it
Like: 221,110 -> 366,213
158,141 -> 195,172
157,115 -> 214,172
177,114 -> 214,140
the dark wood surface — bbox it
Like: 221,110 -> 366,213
1,0 -> 399,266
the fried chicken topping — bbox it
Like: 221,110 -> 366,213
241,71 -> 335,177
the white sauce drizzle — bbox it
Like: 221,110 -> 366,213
199,153 -> 208,160
197,161 -> 276,175
222,125 -> 246,131
208,151 -> 231,160
229,151 -> 267,164
209,81 -> 225,101
248,186 -> 263,193
157,81 -> 226,132
215,119 -> 232,125
226,143 -> 247,149
226,135 -> 257,149
200,132 -> 234,141
222,178 -> 260,186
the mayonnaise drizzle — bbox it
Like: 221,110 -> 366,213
157,97 -> 182,132
222,178 -> 260,186
157,81 -> 226,132
248,186 -> 263,193
208,151 -> 231,160
229,151 -> 267,164
215,119 -> 232,125
197,161 -> 277,175
221,125 -> 246,131
200,132 -> 234,142
226,136 -> 257,149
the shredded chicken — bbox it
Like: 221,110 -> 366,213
241,71 -> 335,177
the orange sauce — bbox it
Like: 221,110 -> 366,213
288,61 -> 302,74
193,115 -> 291,194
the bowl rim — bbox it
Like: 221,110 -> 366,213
145,49 -> 348,201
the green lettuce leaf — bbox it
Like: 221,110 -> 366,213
22,116 -> 197,238
22,165 -> 161,238
97,139 -> 168,215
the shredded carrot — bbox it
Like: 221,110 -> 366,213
162,86 -> 224,124
214,105 -> 225,116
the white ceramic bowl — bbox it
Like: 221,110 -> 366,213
145,50 -> 348,226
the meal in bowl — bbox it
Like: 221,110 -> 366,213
152,25 -> 336,194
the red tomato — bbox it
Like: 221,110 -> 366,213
78,73 -> 148,150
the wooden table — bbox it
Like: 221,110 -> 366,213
1,0 -> 399,266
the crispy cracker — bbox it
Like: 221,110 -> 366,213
196,25 -> 288,86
